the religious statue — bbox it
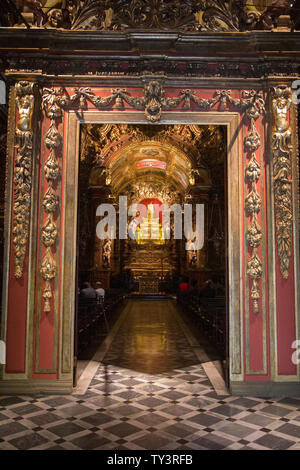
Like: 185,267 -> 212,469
190,253 -> 197,268
163,220 -> 171,240
147,203 -> 154,219
137,203 -> 164,244
128,211 -> 140,240
102,237 -> 112,268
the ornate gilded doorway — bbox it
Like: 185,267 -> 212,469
60,105 -> 241,395
74,121 -> 228,380
1,80 -> 299,397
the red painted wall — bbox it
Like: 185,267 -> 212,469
3,85 -> 297,386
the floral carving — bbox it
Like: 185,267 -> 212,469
246,218 -> 262,248
247,252 -> 263,312
272,86 -> 293,279
40,87 -> 64,312
42,88 -> 67,119
40,248 -> 56,313
55,85 -> 266,125
243,94 -> 265,313
143,81 -> 163,122
245,188 -> 262,214
41,216 -> 58,248
13,81 -> 34,279
42,185 -> 59,213
9,1 -> 299,32
245,154 -> 261,182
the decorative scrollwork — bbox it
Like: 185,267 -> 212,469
55,84 -> 266,125
129,180 -> 180,205
143,81 -> 164,123
272,86 -> 293,279
9,0 -> 299,32
13,81 -> 34,279
201,0 -> 240,32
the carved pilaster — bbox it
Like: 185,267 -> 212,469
272,86 -> 293,279
13,81 -> 34,279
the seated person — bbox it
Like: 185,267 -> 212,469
80,282 -> 97,300
95,281 -> 105,302
179,277 -> 190,293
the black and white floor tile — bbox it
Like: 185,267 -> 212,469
0,301 -> 300,450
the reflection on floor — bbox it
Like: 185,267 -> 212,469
102,300 -> 202,374
0,300 -> 300,450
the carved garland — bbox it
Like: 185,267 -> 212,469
41,83 -> 265,313
61,84 -> 265,125
244,102 -> 264,313
41,88 -> 66,312
272,86 -> 293,279
13,81 -> 34,279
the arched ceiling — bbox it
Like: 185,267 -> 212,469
80,123 -> 226,197
107,139 -> 192,194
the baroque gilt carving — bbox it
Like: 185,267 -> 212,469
40,87 -> 64,312
13,81 -> 34,279
244,91 -> 265,313
272,86 -> 293,280
45,85 -> 265,312
7,0 -> 300,32
54,84 -> 266,126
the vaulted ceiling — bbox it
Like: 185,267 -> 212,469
80,123 -> 226,197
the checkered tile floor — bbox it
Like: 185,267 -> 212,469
0,301 -> 300,450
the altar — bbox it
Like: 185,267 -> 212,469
139,276 -> 159,295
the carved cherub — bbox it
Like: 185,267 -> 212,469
46,8 -> 63,28
273,87 -> 291,126
16,94 -> 33,133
